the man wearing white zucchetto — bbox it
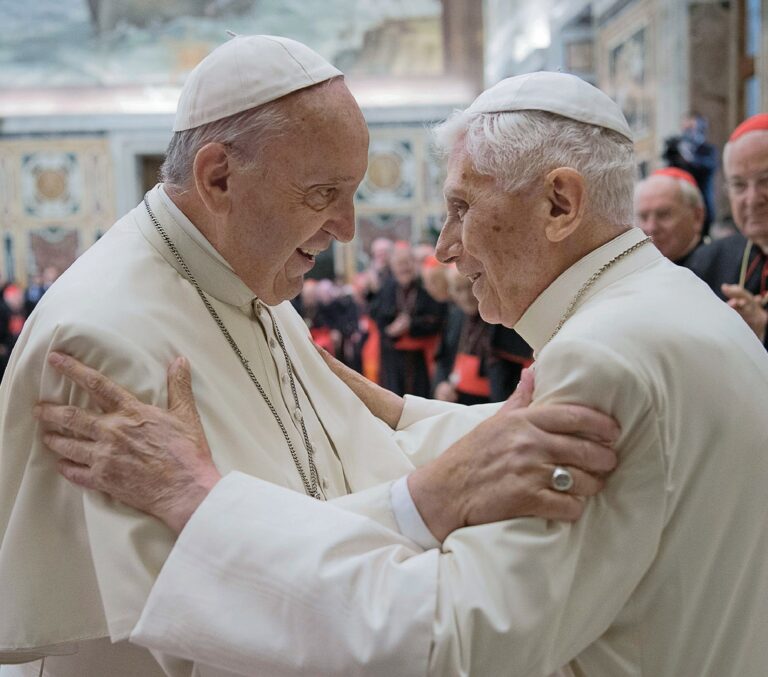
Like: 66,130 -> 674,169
0,36 -> 620,677
31,62 -> 768,674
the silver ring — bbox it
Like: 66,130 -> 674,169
551,466 -> 574,492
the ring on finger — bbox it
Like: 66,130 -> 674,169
551,466 -> 574,492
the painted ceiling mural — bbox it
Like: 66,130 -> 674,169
0,0 -> 443,89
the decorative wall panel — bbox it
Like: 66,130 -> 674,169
0,137 -> 114,284
351,124 -> 447,276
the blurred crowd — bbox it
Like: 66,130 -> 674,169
293,238 -> 533,404
0,266 -> 60,379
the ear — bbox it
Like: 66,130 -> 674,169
192,143 -> 233,216
542,168 -> 586,243
692,204 -> 705,236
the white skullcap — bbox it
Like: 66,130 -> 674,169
466,71 -> 633,141
173,34 -> 343,132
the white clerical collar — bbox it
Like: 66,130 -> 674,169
137,184 -> 256,311
515,227 -> 661,355
158,185 -> 234,271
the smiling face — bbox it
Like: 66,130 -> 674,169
435,142 -> 552,327
725,131 -> 768,251
218,80 -> 369,305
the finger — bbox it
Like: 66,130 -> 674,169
543,465 -> 605,497
167,357 -> 201,424
316,344 -> 351,378
529,492 -> 586,522
721,284 -> 751,301
43,432 -> 99,466
502,368 -> 535,411
35,403 -> 103,441
57,459 -> 98,490
527,404 -> 621,445
47,352 -> 136,413
539,430 -> 617,473
318,343 -> 380,395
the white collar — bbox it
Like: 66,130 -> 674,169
514,228 -> 661,355
158,184 -> 234,271
137,184 -> 257,312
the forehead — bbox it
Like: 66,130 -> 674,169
443,144 -> 495,197
725,132 -> 768,176
261,111 -> 368,186
635,177 -> 681,204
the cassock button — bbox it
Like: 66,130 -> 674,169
293,407 -> 303,422
269,337 -> 278,349
321,477 -> 329,491
281,373 -> 290,385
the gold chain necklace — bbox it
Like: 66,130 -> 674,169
144,195 -> 324,500
542,236 -> 653,348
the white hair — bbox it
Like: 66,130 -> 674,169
160,101 -> 291,191
635,174 -> 704,210
676,179 -> 704,210
434,109 -> 636,225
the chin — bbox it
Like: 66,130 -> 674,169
477,300 -> 501,326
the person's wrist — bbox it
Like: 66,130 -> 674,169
407,456 -> 466,543
161,467 -> 221,535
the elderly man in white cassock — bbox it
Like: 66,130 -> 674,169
0,37 -> 620,677
31,71 -> 768,676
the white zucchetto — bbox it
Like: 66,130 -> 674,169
173,34 -> 343,132
466,71 -> 633,141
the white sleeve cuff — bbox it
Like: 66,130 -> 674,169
396,394 -> 468,430
390,475 -> 441,550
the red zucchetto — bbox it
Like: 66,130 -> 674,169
652,167 -> 698,187
729,113 -> 768,142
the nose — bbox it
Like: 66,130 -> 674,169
436,218 -> 462,264
638,214 -> 656,236
324,198 -> 356,243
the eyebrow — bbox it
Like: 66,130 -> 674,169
443,184 -> 466,200
728,169 -> 768,181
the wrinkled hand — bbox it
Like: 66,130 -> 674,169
722,284 -> 768,341
409,369 -> 620,542
315,344 -> 404,428
35,352 -> 221,534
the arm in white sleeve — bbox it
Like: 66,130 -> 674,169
328,396 -> 501,541
132,472 -> 439,677
131,338 -> 667,677
392,395 -> 501,467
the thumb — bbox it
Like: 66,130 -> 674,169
167,356 -> 199,422
721,283 -> 744,299
501,367 -> 535,411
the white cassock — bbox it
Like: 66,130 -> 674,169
0,185 -> 496,676
124,229 -> 768,676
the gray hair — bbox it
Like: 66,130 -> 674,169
434,109 -> 636,225
162,76 -> 346,191
674,177 -> 705,210
160,100 -> 291,191
634,174 -> 704,210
